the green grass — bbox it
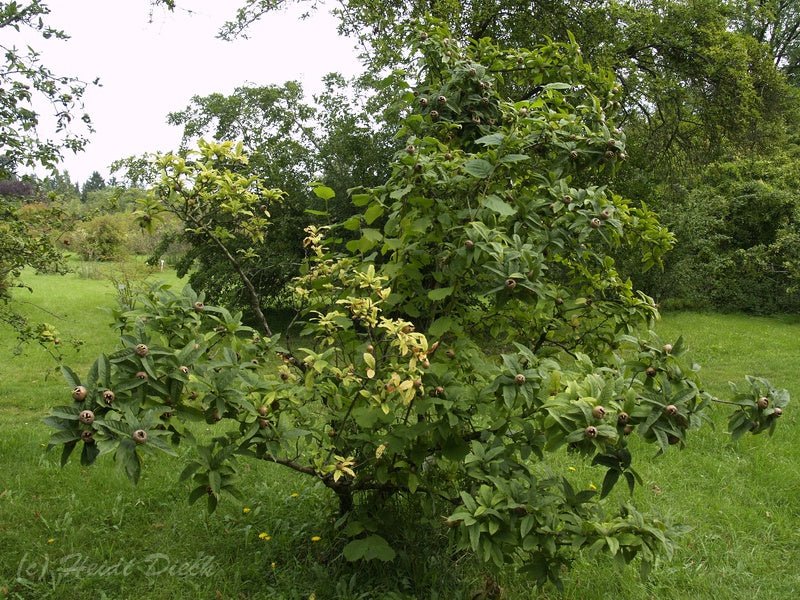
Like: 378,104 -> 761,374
2,271 -> 800,599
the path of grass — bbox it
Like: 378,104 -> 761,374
2,271 -> 799,599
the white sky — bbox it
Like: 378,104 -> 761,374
29,0 -> 362,183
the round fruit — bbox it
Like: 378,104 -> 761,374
280,371 -> 289,381
592,405 -> 606,420
258,405 -> 268,417
422,359 -> 431,369
617,411 -> 629,424
135,344 -> 149,357
590,218 -> 602,229
464,239 -> 475,250
419,97 -> 429,107
505,278 -> 517,289
519,107 -> 528,116
569,150 -> 579,160
757,396 -> 769,409
555,297 -> 564,306
179,365 -> 190,375
665,404 -> 678,416
446,349 -> 456,359
72,385 -> 88,402
430,110 -> 439,120
258,418 -> 270,429
600,209 -> 611,220
623,424 -> 634,436
514,374 -> 526,385
102,389 -> 115,405
663,343 -> 673,354
668,434 -> 680,445
437,95 -> 447,104
444,152 -> 453,160
435,386 -> 445,396
132,429 -> 148,444
193,301 -> 205,312
135,371 -> 148,380
405,144 -> 416,154
562,195 -> 572,204
774,407 -> 783,417
81,430 -> 95,444
584,426 -> 598,438
646,367 -> 657,378
413,379 -> 423,389
79,410 -> 95,425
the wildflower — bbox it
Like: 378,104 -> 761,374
47,538 -> 55,544
242,507 -> 251,514
588,482 -> 597,491
271,562 -> 277,570
568,466 -> 576,472
290,492 -> 299,498
258,532 -> 272,541
310,535 -> 321,543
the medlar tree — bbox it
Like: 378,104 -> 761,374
45,23 -> 788,588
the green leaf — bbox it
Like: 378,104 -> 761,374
61,365 -> 81,388
427,287 -> 454,301
482,195 -> 516,216
312,185 -> 335,201
463,159 -> 493,178
343,535 -> 397,562
364,203 -> 384,225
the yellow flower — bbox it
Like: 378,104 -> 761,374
258,532 -> 272,541
568,466 -> 577,472
47,538 -> 55,544
588,483 -> 597,491
271,562 -> 277,570
242,507 -> 251,514
310,535 -> 321,543
290,492 -> 299,498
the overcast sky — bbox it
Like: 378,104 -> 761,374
31,0 -> 362,183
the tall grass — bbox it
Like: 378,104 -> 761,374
2,269 -> 799,599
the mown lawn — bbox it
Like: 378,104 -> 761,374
1,269 -> 798,599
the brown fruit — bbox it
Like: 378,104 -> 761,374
179,365 -> 190,375
422,359 -> 431,369
600,209 -> 611,220
757,396 -> 769,410
617,411 -> 629,424
464,239 -> 475,250
79,410 -> 95,425
668,434 -> 680,445
444,152 -> 453,160
135,344 -> 149,357
102,389 -> 115,405
257,405 -> 268,417
646,367 -> 657,378
584,426 -> 598,438
623,424 -> 634,436
132,429 -> 148,444
592,405 -> 606,420
665,404 -> 678,416
413,379 -> 423,389
569,150 -> 579,160
562,195 -> 572,204
72,385 -> 88,402
663,343 -> 673,354
505,278 -> 517,289
135,371 -> 148,380
405,144 -> 416,154
419,97 -> 429,107
430,110 -> 439,120
258,418 -> 270,429
774,407 -> 783,417
434,386 -> 445,396
280,371 -> 289,381
446,349 -> 456,359
519,107 -> 528,117
193,301 -> 205,312
437,95 -> 447,104
514,373 -> 526,385
555,297 -> 564,306
590,218 -> 602,229
81,430 -> 95,445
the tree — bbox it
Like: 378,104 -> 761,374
81,170 -> 106,200
46,25 -> 788,589
150,75 -> 394,310
0,1 -> 93,176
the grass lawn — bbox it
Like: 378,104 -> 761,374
2,268 -> 799,599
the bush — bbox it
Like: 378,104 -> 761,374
73,213 -> 129,261
46,24 -> 789,590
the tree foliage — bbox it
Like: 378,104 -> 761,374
47,25 -> 788,589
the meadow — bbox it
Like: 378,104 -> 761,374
1,264 -> 798,599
